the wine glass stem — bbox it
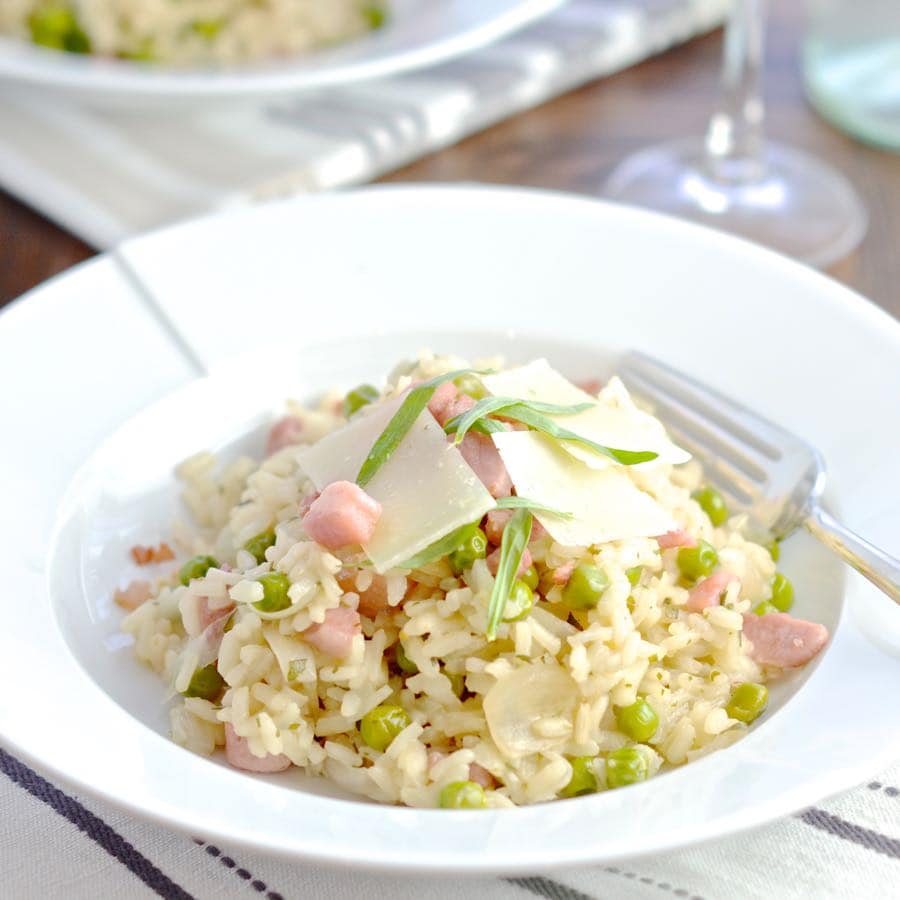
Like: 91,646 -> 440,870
704,0 -> 767,182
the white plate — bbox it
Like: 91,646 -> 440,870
1,185 -> 899,873
0,0 -> 561,107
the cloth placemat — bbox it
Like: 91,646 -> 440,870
0,0 -> 727,247
1,748 -> 898,898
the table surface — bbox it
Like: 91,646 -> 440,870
1,4 -> 897,317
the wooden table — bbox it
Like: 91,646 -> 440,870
1,4 -> 897,317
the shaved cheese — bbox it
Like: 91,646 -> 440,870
482,359 -> 589,406
482,359 -> 689,469
298,398 -> 494,573
492,431 -> 676,546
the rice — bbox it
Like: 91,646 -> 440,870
118,350 -> 800,808
1,0 -> 387,66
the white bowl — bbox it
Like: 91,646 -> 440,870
0,0 -> 562,108
1,185 -> 898,873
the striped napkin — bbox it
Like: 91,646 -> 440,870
1,748 -> 898,898
0,0 -> 728,248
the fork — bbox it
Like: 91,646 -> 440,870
618,351 -> 900,605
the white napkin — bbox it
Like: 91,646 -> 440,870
0,0 -> 727,247
1,747 -> 897,899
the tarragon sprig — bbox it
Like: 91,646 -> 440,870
486,508 -> 533,640
446,397 -> 658,466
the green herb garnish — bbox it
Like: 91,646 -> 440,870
356,369 -> 486,487
445,396 -> 593,444
486,508 -> 533,640
398,522 -> 480,571
494,495 -> 574,519
471,401 -> 658,466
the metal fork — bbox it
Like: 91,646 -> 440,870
619,351 -> 900,605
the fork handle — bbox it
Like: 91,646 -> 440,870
805,506 -> 900,605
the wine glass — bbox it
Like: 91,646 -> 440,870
603,0 -> 867,269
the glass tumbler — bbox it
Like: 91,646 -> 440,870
804,0 -> 900,152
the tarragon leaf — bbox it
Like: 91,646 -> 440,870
492,403 -> 657,466
486,508 -> 533,640
445,396 -> 593,444
397,522 -> 475,571
494,496 -> 574,520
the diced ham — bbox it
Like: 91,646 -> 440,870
657,529 -> 698,549
337,570 -> 405,619
741,612 -> 829,668
302,607 -> 361,658
224,724 -> 292,774
576,379 -> 603,396
197,596 -> 235,632
485,509 -> 512,545
301,481 -> 382,550
685,570 -> 737,613
552,561 -> 577,586
468,762 -> 496,789
266,415 -> 304,456
459,433 -> 513,498
487,546 -> 533,577
298,491 -> 319,519
428,382 -> 458,425
130,542 -> 175,566
114,579 -> 152,611
427,382 -> 477,428
485,509 -> 546,546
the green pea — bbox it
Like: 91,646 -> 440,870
676,540 -> 719,581
183,663 -> 225,700
28,5 -> 90,53
343,383 -> 380,417
191,18 -> 225,39
752,601 -> 778,616
626,566 -> 643,587
502,580 -> 534,623
616,698 -> 659,743
179,555 -> 219,586
453,373 -> 487,400
243,529 -> 276,564
395,642 -> 418,675
561,757 -> 599,798
691,486 -> 729,527
360,704 -> 411,752
726,682 -> 768,724
605,747 -> 649,789
769,573 -> 794,612
439,780 -> 487,809
447,523 -> 487,575
362,4 -> 387,29
521,564 -> 540,591
253,572 -> 291,613
562,564 -> 610,610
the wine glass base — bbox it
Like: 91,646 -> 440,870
603,138 -> 867,269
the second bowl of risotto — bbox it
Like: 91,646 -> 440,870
0,0 -> 564,104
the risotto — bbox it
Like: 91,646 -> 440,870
0,1 -> 387,65
117,352 -> 828,808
